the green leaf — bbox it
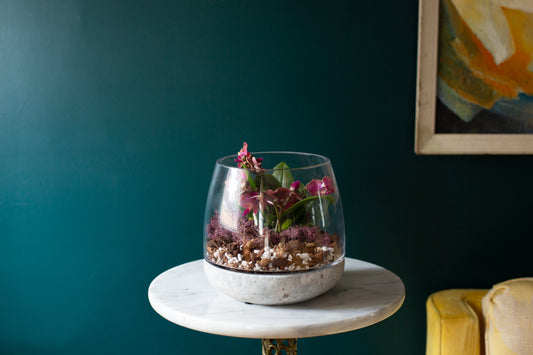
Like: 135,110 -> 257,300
307,199 -> 332,227
255,174 -> 281,191
265,209 -> 277,228
290,204 -> 307,225
281,195 -> 334,220
281,218 -> 292,231
272,162 -> 294,188
245,170 -> 256,190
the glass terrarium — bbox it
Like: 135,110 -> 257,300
203,144 -> 345,275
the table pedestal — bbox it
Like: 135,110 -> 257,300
262,338 -> 297,355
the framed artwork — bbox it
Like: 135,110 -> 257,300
415,0 -> 533,154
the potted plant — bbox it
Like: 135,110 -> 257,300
203,143 -> 345,305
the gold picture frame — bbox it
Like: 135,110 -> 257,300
414,0 -> 533,155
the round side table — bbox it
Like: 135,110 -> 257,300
148,257 -> 405,354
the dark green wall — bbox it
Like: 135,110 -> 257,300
1,1 -> 532,354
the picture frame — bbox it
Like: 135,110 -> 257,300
414,0 -> 533,155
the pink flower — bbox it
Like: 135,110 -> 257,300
305,177 -> 335,196
264,187 -> 301,211
240,191 -> 258,215
235,142 -> 263,172
290,180 -> 301,192
236,142 -> 249,165
241,186 -> 302,216
240,191 -> 271,215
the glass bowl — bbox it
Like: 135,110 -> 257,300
203,149 -> 345,304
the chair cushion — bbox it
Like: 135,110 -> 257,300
426,289 -> 487,355
482,278 -> 533,355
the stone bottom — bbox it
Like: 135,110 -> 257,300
203,258 -> 345,305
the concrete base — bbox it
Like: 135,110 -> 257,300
203,258 -> 345,305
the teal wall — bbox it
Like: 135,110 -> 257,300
1,1 -> 533,354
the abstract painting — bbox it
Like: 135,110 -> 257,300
415,0 -> 533,154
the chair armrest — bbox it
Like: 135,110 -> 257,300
426,289 -> 489,355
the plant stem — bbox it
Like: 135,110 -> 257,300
260,175 -> 269,249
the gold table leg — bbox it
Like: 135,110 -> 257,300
262,338 -> 297,355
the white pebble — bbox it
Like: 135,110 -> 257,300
262,249 -> 271,259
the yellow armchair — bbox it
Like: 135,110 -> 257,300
426,289 -> 489,355
426,278 -> 533,355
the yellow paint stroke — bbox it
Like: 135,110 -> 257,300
438,0 -> 533,113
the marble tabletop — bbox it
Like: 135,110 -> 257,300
148,257 -> 405,339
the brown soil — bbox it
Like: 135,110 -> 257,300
205,214 -> 341,272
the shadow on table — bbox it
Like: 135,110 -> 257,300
277,267 -> 404,312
